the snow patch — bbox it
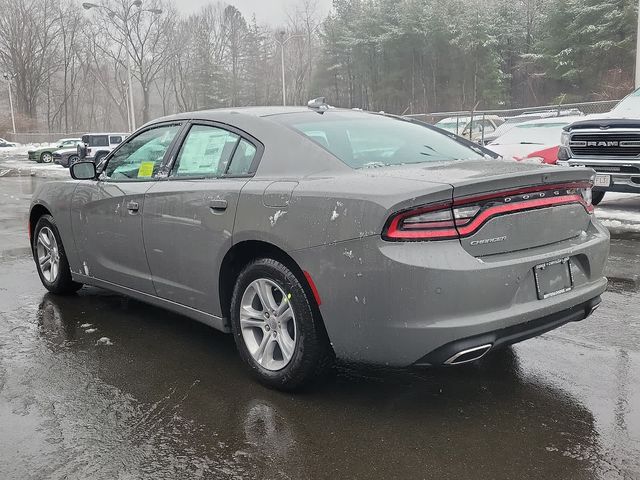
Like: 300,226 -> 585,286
331,209 -> 339,221
80,323 -> 92,328
269,210 -> 286,227
85,328 -> 97,334
343,249 -> 354,259
96,337 -> 113,346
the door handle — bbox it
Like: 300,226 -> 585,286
127,201 -> 140,213
209,199 -> 228,212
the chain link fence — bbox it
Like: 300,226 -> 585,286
406,99 -> 621,144
4,132 -> 86,145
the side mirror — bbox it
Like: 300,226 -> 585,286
70,161 -> 96,180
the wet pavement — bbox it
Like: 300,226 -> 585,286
1,176 -> 640,479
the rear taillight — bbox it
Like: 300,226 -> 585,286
383,182 -> 593,241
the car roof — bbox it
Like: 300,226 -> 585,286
153,106 -> 315,123
516,116 -> 583,126
83,132 -> 128,136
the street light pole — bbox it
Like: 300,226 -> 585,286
3,74 -> 16,135
82,1 -> 161,131
275,31 -> 303,106
636,0 -> 640,88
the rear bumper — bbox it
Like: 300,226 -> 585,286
414,296 -> 601,366
559,158 -> 640,193
293,219 -> 609,367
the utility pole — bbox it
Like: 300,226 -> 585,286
3,73 -> 16,135
275,31 -> 303,106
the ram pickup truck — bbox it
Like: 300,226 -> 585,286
558,89 -> 640,205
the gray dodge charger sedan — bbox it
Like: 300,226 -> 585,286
29,103 -> 609,390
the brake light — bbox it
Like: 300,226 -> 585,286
383,182 -> 593,241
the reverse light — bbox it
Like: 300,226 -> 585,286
383,182 -> 594,241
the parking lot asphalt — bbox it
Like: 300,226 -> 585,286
0,171 -> 639,479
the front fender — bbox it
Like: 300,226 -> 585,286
30,181 -> 80,271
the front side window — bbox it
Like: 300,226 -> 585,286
172,125 -> 240,178
110,136 -> 123,145
102,124 -> 180,180
275,112 -> 483,169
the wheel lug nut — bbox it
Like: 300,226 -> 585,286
273,331 -> 277,337
265,325 -> 270,331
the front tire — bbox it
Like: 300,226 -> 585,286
32,215 -> 82,295
68,155 -> 79,167
40,152 -> 53,163
94,152 -> 107,165
592,191 -> 605,206
230,258 -> 333,390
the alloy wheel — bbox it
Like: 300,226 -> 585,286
41,152 -> 53,163
36,227 -> 60,283
240,278 -> 297,371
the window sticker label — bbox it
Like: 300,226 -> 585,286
138,161 -> 154,178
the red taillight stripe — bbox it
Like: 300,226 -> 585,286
383,182 -> 593,241
456,194 -> 585,236
303,271 -> 322,306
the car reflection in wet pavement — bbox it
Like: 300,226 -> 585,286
1,254 -> 638,480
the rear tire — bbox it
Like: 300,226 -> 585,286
32,215 -> 82,295
230,258 -> 333,390
592,191 -> 605,206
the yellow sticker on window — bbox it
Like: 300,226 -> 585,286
137,161 -> 154,178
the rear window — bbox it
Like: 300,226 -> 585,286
274,112 -> 483,168
82,135 -> 109,147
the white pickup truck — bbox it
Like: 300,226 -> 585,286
558,89 -> 640,205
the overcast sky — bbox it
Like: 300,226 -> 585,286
174,0 -> 334,25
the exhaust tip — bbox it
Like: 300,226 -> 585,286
445,344 -> 492,365
587,302 -> 601,316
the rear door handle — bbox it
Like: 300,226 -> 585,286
127,201 -> 140,213
209,199 -> 228,212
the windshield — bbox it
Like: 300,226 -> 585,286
275,112 -> 483,168
489,121 -> 569,146
612,89 -> 640,116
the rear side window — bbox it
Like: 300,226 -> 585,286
85,135 -> 108,147
226,139 -> 257,175
110,136 -> 123,144
173,125 -> 240,178
275,112 -> 483,169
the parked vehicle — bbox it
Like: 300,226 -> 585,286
558,88 -> 640,205
29,103 -> 608,390
483,109 -> 584,145
28,138 -> 81,163
487,117 -> 583,164
0,138 -> 16,147
434,115 -> 504,142
53,147 -> 80,168
77,133 -> 127,164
